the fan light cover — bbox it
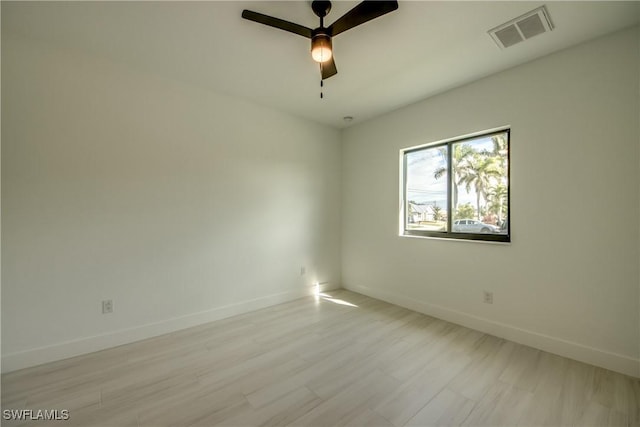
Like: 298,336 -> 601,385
311,35 -> 332,62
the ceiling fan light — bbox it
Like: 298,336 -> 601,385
311,34 -> 332,63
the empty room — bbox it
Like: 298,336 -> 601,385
2,1 -> 639,426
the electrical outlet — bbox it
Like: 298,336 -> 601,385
300,266 -> 306,276
102,299 -> 113,314
483,291 -> 494,304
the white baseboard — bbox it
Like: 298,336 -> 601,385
5,282 -> 636,378
345,284 -> 640,378
1,287 -> 321,373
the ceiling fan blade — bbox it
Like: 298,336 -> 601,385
242,10 -> 313,39
321,56 -> 338,80
327,1 -> 398,37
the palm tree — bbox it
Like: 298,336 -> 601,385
433,144 -> 474,209
482,134 -> 508,174
431,203 -> 443,221
486,183 -> 508,223
457,154 -> 502,220
488,134 -> 508,156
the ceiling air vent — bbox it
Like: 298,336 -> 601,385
489,6 -> 554,49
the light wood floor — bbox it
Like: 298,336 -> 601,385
2,290 -> 639,427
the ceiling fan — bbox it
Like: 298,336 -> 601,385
241,1 -> 399,81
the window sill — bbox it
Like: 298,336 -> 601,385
399,233 -> 512,245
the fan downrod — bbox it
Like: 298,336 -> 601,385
311,1 -> 331,19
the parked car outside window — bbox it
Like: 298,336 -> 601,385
452,219 -> 499,233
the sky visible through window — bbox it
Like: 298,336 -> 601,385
406,136 -> 496,208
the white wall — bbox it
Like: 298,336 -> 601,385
1,37 -> 342,372
342,26 -> 640,377
3,25 -> 638,379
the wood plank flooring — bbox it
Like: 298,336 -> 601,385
2,290 -> 639,426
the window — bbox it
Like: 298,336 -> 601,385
402,129 -> 510,242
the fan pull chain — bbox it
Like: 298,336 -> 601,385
320,63 -> 324,99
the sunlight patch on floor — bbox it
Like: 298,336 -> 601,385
315,291 -> 358,308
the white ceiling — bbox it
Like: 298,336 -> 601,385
3,1 -> 639,128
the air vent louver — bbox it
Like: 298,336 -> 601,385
489,6 -> 554,49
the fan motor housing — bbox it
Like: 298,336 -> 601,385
312,1 -> 332,18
